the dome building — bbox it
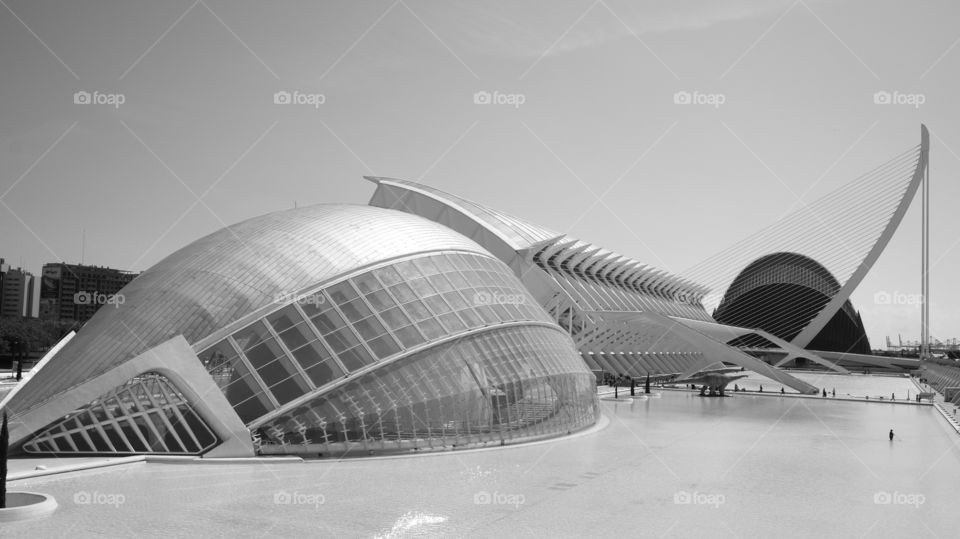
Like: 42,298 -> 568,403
713,252 -> 871,355
2,205 -> 598,457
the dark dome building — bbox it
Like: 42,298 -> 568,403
713,252 -> 871,354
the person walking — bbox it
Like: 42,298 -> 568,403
889,429 -> 894,441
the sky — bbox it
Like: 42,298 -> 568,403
1,0 -> 958,349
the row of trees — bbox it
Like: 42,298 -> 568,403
0,317 -> 76,365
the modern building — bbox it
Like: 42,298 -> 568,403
2,206 -> 599,458
38,262 -> 138,325
364,176 -> 816,393
0,259 -> 35,318
0,126 -> 931,458
713,252 -> 871,355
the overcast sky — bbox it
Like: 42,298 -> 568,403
1,0 -> 958,349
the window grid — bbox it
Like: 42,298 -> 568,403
199,252 -> 555,426
23,373 -> 218,455
227,335 -> 281,409
253,325 -> 597,454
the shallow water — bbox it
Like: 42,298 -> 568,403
8,382 -> 960,538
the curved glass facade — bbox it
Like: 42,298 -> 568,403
197,251 -> 558,426
256,325 -> 598,454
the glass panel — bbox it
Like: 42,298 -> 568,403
353,272 -> 382,294
368,334 -> 401,358
403,300 -> 431,322
449,253 -> 473,271
408,277 -> 435,297
365,289 -> 395,311
266,305 -> 303,333
374,266 -> 404,286
299,294 -> 329,318
255,355 -> 300,389
389,282 -> 417,304
339,345 -> 374,372
442,290 -> 469,310
427,273 -> 454,293
198,341 -> 236,373
445,270 -> 468,288
304,357 -> 344,387
312,308 -> 347,334
475,305 -> 500,324
290,340 -> 328,368
413,256 -> 441,276
325,328 -> 361,354
233,322 -> 272,351
417,318 -> 445,340
244,337 -> 285,369
339,298 -> 372,323
379,307 -> 410,331
354,315 -> 387,341
327,281 -> 358,304
431,255 -> 455,273
423,294 -> 452,315
394,260 -> 422,280
438,311 -> 466,333
394,325 -> 426,348
458,308 -> 483,328
270,375 -> 311,405
277,321 -> 314,350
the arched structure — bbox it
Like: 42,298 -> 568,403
683,126 -> 929,350
713,252 -> 871,354
366,177 -> 819,394
2,205 -> 598,457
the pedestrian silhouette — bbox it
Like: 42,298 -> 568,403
889,429 -> 894,441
